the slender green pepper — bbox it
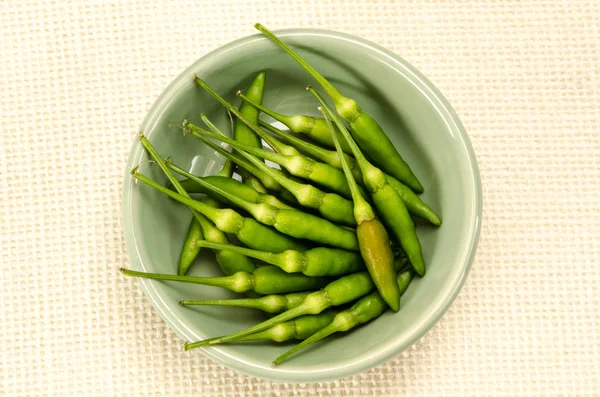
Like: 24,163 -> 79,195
194,78 -> 359,224
184,270 -> 377,348
216,71 -> 266,179
238,92 -> 352,153
131,171 -> 308,253
255,23 -> 423,193
170,173 -> 294,211
170,161 -> 359,251
315,90 -> 426,276
180,291 -> 312,313
319,105 -> 400,311
261,121 -> 441,226
396,269 -> 413,296
178,217 -> 203,275
185,120 -> 355,227
273,291 -> 386,364
187,310 -> 338,348
196,127 -> 358,200
385,177 -> 441,226
273,270 -> 414,364
234,71 -> 265,151
216,160 -> 234,178
194,240 -> 364,276
120,266 -> 330,295
138,134 -> 255,276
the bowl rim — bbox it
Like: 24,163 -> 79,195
122,27 -> 482,383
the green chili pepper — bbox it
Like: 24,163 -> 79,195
131,170 -> 308,253
194,126 -> 358,200
187,310 -> 338,348
234,71 -> 265,153
170,173 -> 294,211
184,257 -> 407,349
255,24 -> 423,193
261,121 -> 441,226
138,134 -> 256,276
396,269 -> 413,296
273,291 -> 386,364
194,240 -> 364,277
178,217 -> 204,275
119,265 -> 330,295
215,160 -> 234,178
317,103 -> 400,311
187,121 -> 355,227
272,291 -> 384,364
184,270 -> 376,348
193,77 -> 357,225
314,90 -> 427,276
185,121 -> 355,227
238,92 -> 352,154
180,291 -> 312,313
170,160 -> 359,251
215,71 -> 266,179
273,270 -> 414,364
385,177 -> 441,226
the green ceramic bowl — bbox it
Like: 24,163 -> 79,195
122,28 -> 481,382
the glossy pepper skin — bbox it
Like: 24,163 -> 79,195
232,71 -> 266,180
259,121 -> 441,225
178,217 -> 203,275
184,259 -> 409,351
193,240 -> 364,277
175,163 -> 359,251
254,23 -> 423,193
185,270 -> 378,348
356,219 -> 399,311
198,129 -> 359,200
235,71 -> 265,150
272,270 -> 414,364
273,291 -> 387,364
191,80 -> 357,227
313,89 -> 427,277
318,103 -> 401,311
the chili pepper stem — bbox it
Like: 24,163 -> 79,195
194,240 -> 281,269
254,23 -> 361,121
120,268 -> 252,292
131,172 -> 221,220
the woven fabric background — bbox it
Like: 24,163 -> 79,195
1,0 -> 599,395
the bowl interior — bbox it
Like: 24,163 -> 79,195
123,29 -> 481,382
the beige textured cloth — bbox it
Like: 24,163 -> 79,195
1,1 -> 599,395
